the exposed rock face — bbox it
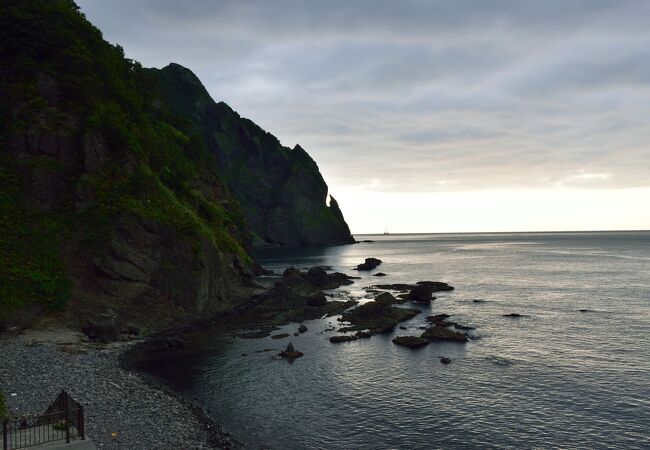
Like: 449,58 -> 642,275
154,63 -> 355,247
0,1 -> 253,330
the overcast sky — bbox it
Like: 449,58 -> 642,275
77,0 -> 650,233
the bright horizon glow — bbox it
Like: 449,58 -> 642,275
335,187 -> 650,234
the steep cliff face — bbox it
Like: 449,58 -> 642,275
0,0 -> 254,328
154,64 -> 356,247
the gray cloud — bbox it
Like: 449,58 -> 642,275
78,0 -> 650,192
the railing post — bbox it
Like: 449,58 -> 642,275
78,406 -> 85,440
64,392 -> 70,444
3,419 -> 8,450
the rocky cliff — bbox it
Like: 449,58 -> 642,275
0,0 -> 355,331
0,0 -> 255,329
153,63 -> 355,247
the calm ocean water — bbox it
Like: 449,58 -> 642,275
149,232 -> 650,449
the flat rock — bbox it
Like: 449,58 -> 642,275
271,333 -> 290,340
329,335 -> 358,343
371,281 -> 454,293
392,336 -> 430,349
339,302 -> 421,334
421,326 -> 468,343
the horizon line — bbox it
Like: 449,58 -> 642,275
353,229 -> 650,236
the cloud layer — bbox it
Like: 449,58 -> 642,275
78,0 -> 650,194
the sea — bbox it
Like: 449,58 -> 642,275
143,232 -> 650,449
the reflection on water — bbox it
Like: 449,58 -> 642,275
149,232 -> 650,449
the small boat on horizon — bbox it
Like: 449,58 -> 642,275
383,228 -> 390,235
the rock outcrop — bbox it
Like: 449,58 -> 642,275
153,63 -> 355,247
421,326 -> 468,343
0,1 -> 355,332
392,336 -> 430,349
355,258 -> 382,271
339,302 -> 420,334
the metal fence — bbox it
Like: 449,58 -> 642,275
2,391 -> 85,450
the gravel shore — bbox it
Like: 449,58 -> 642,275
0,331 -> 233,449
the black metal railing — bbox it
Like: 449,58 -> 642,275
2,391 -> 85,450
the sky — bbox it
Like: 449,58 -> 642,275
77,0 -> 650,233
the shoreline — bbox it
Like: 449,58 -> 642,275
0,330 -> 236,449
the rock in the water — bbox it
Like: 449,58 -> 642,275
340,302 -> 421,334
354,330 -> 372,339
371,281 -> 454,293
355,257 -> 382,271
271,333 -> 290,340
421,326 -> 468,343
440,357 -> 452,364
298,324 -> 308,333
503,313 -> 525,318
472,299 -> 486,303
373,272 -> 386,277
407,284 -> 435,303
329,335 -> 358,343
416,281 -> 454,292
392,336 -> 430,349
426,313 -> 451,325
278,342 -> 303,359
374,292 -> 399,305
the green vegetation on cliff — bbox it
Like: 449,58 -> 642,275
0,0 -> 252,323
155,64 -> 355,247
